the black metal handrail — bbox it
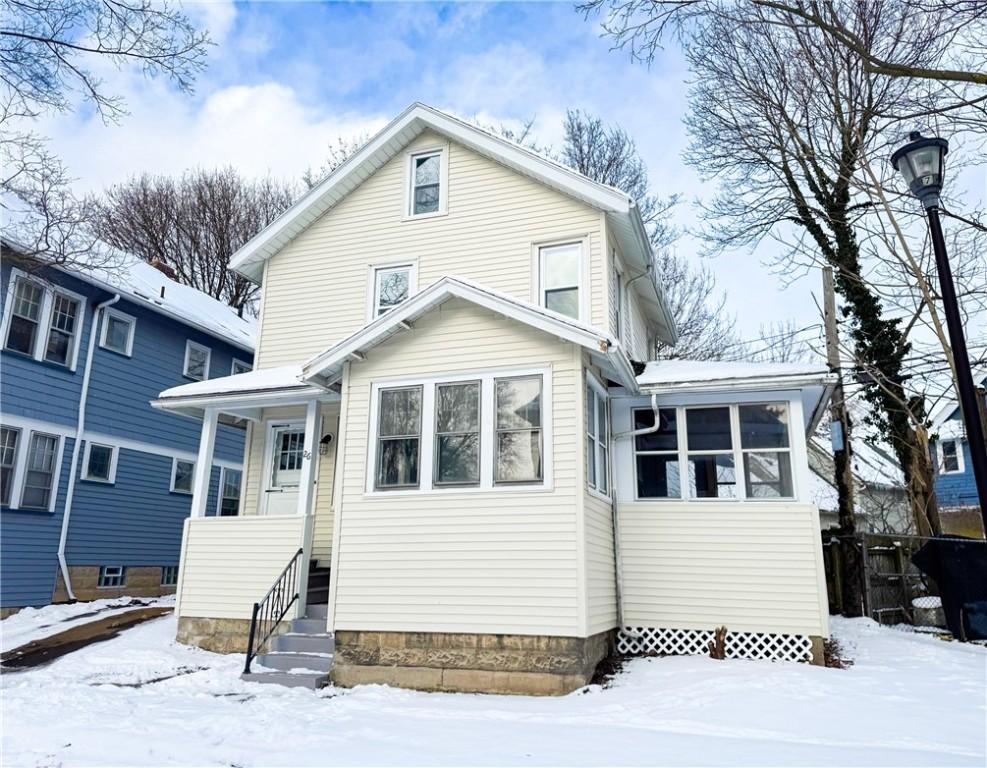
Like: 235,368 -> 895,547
243,547 -> 304,674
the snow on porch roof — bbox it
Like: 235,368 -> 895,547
637,359 -> 833,390
157,365 -> 309,401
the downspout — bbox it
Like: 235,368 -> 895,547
609,392 -> 660,639
57,293 -> 120,600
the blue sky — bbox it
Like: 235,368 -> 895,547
40,1 -> 852,340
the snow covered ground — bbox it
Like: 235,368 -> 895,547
0,595 -> 174,654
1,613 -> 984,767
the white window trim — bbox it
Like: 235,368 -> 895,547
364,365 -> 554,496
628,400 -> 799,503
531,236 -> 590,323
586,371 -> 611,501
160,565 -> 179,587
403,144 -> 449,220
366,261 -> 419,322
231,358 -> 252,375
8,429 -> 66,512
99,307 -> 136,357
938,439 -> 965,475
97,565 -> 126,588
1,425 -> 23,507
1,267 -> 86,371
612,253 -> 625,342
81,441 -> 119,484
216,466 -> 243,516
183,340 -> 212,381
170,457 -> 196,494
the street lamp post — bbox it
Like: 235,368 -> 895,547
891,131 -> 987,529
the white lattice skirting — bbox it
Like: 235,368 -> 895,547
618,626 -> 814,662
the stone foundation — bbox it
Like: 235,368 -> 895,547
810,636 -> 825,666
0,606 -> 23,619
176,616 -> 255,653
53,566 -> 176,603
332,630 -> 614,695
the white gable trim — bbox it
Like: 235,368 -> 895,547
229,103 -> 636,284
300,276 -> 639,391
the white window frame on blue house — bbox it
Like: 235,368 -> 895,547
99,308 -> 136,357
81,441 -> 119,484
938,438 -> 965,475
170,457 -> 196,494
231,358 -> 252,375
1,267 -> 86,372
183,340 -> 211,381
0,415 -> 70,512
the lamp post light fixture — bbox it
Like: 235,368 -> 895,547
891,131 -> 987,527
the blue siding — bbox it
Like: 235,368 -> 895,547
1,261 -> 252,609
932,386 -> 987,509
0,437 -> 74,608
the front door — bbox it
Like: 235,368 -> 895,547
264,423 -> 305,516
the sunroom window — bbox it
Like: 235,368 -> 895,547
634,408 -> 680,499
739,403 -> 794,498
686,407 -> 738,499
376,386 -> 422,489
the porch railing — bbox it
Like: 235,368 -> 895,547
243,547 -> 304,674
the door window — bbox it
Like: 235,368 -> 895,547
271,428 -> 305,488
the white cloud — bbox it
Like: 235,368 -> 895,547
183,0 -> 238,46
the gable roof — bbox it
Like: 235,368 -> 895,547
228,102 -> 676,344
2,211 -> 255,351
300,276 -> 639,390
929,371 -> 987,429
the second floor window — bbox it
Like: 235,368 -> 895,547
3,272 -> 84,370
373,265 -> 413,317
231,359 -> 252,375
171,459 -> 195,494
939,439 -> 963,474
183,341 -> 211,380
539,242 -> 581,320
100,309 -> 136,357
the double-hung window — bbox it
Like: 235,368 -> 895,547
434,381 -> 480,486
586,381 -> 609,495
371,371 -> 549,493
100,309 -> 136,356
3,272 -> 84,369
0,427 -> 20,506
376,386 -> 423,489
372,265 -> 414,317
183,341 -> 211,380
219,468 -> 242,516
21,432 -> 59,510
939,439 -> 964,474
739,404 -> 794,498
633,402 -> 796,501
539,242 -> 581,320
495,376 -> 543,484
408,150 -> 444,216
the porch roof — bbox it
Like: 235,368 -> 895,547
637,359 -> 834,391
151,365 -> 332,421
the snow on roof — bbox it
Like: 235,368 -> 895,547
637,359 -> 831,388
157,365 -> 306,400
2,196 -> 255,350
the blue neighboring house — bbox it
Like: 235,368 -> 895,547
929,374 -> 987,511
0,238 -> 255,614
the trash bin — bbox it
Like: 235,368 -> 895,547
911,535 -> 987,640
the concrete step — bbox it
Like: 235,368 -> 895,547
256,652 -> 333,673
292,617 -> 328,634
273,632 -> 335,654
305,602 -> 329,619
241,670 -> 329,689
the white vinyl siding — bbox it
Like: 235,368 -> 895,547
176,515 -> 305,619
257,130 -> 604,368
332,299 -> 583,636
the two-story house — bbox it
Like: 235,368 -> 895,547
0,238 -> 254,615
155,104 -> 835,695
930,376 -> 987,534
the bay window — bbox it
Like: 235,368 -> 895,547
633,402 -> 796,501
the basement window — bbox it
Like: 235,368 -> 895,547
97,566 -> 126,588
161,565 -> 179,587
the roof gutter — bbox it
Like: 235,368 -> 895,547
638,373 -> 837,395
57,292 -> 120,601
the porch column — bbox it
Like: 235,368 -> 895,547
296,399 -> 320,615
190,407 -> 219,518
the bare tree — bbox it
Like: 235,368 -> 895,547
639,3 -> 987,534
93,168 -> 295,315
302,133 -> 372,189
1,0 -> 210,268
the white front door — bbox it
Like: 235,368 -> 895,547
264,423 -> 305,516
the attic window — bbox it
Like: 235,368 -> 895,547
407,148 -> 447,218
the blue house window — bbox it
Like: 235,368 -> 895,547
939,439 -> 964,475
2,271 -> 84,370
100,309 -> 136,357
183,341 -> 211,381
21,432 -> 59,510
171,459 -> 195,494
161,566 -> 179,586
82,442 -> 118,483
0,426 -> 19,505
